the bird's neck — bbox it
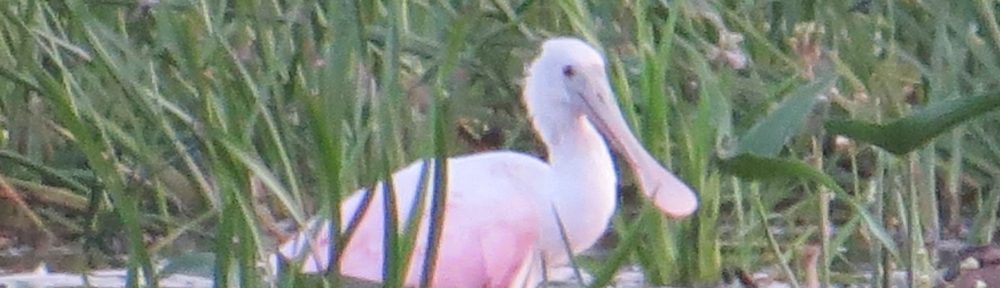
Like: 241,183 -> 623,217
543,116 -> 613,171
536,116 -> 618,260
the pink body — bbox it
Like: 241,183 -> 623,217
279,152 -> 545,287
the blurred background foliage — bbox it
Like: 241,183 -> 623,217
0,0 -> 999,287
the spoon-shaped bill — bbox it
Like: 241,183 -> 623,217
566,64 -> 698,218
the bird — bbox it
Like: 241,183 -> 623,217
276,37 -> 699,287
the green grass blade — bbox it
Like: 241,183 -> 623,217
719,154 -> 899,258
556,0 -> 598,45
23,14 -> 158,286
826,92 -> 1000,155
379,148 -> 403,287
215,138 -> 305,223
212,29 -> 305,213
751,183 -> 801,288
418,12 -> 467,286
551,208 -> 586,287
378,0 -> 405,286
591,206 -> 651,287
736,74 -> 836,156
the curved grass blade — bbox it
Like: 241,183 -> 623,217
215,138 -> 305,224
0,150 -> 93,195
826,92 -> 1000,155
213,31 -> 305,214
719,154 -> 899,258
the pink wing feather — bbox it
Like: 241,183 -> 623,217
277,152 -> 547,287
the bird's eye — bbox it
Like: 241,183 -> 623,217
562,65 -> 575,77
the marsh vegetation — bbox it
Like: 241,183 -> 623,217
1,0 -> 1000,287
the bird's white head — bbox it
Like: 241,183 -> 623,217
524,37 -> 698,218
524,38 -> 611,144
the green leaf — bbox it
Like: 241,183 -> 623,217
737,74 -> 836,157
827,92 -> 1000,155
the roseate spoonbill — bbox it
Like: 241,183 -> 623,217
277,37 -> 698,287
